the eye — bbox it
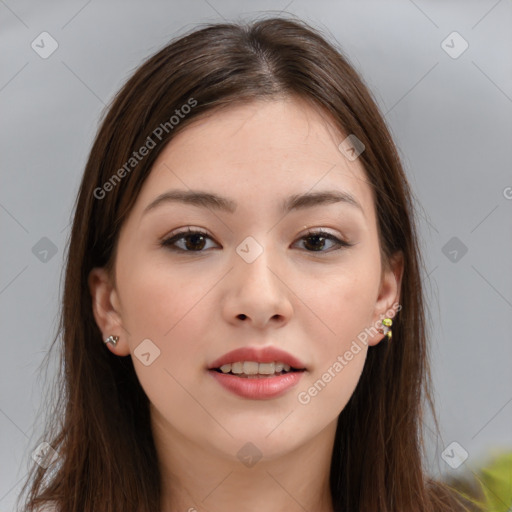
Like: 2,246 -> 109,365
293,229 -> 354,254
160,228 -> 354,254
160,228 -> 217,253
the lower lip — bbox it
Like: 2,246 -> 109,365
208,370 -> 305,399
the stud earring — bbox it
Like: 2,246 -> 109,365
379,318 -> 393,340
104,335 -> 119,347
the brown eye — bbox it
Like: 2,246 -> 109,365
294,230 -> 353,254
160,228 -> 354,254
161,228 -> 217,252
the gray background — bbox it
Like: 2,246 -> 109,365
1,0 -> 511,509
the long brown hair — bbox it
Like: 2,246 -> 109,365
18,15 -> 475,512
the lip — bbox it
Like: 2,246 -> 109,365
208,370 -> 305,400
208,346 -> 306,370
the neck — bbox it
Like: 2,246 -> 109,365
152,412 -> 337,512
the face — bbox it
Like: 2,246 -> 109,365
89,96 -> 402,463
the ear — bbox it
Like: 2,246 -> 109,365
367,251 -> 404,347
88,267 -> 130,356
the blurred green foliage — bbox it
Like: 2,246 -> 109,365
444,450 -> 512,512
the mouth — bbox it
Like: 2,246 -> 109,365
208,360 -> 306,399
207,346 -> 307,398
210,361 -> 306,379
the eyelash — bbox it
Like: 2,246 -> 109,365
160,227 -> 354,255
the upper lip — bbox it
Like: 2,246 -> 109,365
208,346 -> 307,370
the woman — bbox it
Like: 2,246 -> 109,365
18,15 -> 474,512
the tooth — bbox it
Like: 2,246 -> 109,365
274,362 -> 284,372
220,364 -> 232,373
231,362 -> 244,374
243,361 -> 259,375
258,362 -> 275,374
283,364 -> 291,372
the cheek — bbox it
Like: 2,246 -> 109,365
295,254 -> 379,410
296,346 -> 367,420
117,256 -> 213,341
117,261 -> 214,425
301,265 -> 379,348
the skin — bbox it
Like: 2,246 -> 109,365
89,96 -> 403,512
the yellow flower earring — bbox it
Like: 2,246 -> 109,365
379,318 -> 393,341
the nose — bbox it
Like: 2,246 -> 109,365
221,246 -> 294,330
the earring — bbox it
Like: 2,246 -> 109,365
379,318 -> 393,340
104,335 -> 119,347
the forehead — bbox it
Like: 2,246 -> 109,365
133,97 -> 375,220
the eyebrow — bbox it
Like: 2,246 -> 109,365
142,189 -> 364,216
